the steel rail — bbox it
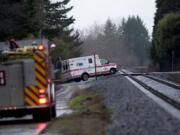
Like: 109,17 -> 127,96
144,75 -> 180,90
121,70 -> 180,110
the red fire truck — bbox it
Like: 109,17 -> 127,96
0,39 -> 56,121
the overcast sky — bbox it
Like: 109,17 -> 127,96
54,0 -> 156,34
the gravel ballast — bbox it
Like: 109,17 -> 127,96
150,72 -> 180,84
89,75 -> 180,135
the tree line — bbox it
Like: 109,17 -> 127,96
2,0 -> 177,71
151,0 -> 180,71
0,0 -> 82,60
81,16 -> 151,67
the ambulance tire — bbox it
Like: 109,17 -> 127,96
82,73 -> 89,81
33,107 -> 51,122
74,78 -> 81,82
110,68 -> 116,74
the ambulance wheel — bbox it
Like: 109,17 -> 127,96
110,68 -> 116,74
82,73 -> 89,81
74,78 -> 81,82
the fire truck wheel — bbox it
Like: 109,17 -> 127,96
82,73 -> 89,81
33,107 -> 51,122
51,105 -> 56,118
110,68 -> 116,74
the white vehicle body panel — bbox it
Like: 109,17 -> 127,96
61,55 -> 117,81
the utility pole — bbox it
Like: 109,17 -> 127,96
171,50 -> 174,72
94,54 -> 97,80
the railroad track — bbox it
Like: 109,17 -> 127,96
144,75 -> 180,90
121,69 -> 180,114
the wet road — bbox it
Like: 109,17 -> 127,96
0,81 -> 91,135
0,116 -> 47,135
0,86 -> 71,135
2,72 -> 179,135
55,81 -> 92,117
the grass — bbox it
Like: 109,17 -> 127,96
68,89 -> 111,119
51,113 -> 109,135
42,88 -> 111,135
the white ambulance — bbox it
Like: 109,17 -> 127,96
61,55 -> 117,82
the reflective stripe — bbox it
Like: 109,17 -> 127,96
35,72 -> 46,84
25,52 -> 48,106
29,86 -> 39,95
33,54 -> 42,63
25,88 -> 39,103
25,97 -> 36,106
37,52 -> 46,58
36,81 -> 46,89
35,63 -> 46,76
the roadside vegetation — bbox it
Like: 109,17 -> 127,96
43,88 -> 111,135
0,0 -> 82,61
151,0 -> 180,71
81,16 -> 151,67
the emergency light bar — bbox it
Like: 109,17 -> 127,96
38,45 -> 45,51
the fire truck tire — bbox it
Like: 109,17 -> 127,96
110,68 -> 116,74
51,105 -> 56,118
33,107 -> 51,122
82,73 -> 89,81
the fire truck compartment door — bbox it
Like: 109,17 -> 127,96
0,63 -> 24,107
23,60 -> 35,86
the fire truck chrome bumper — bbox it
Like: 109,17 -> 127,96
0,104 -> 55,117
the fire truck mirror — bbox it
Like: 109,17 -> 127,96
50,44 -> 56,48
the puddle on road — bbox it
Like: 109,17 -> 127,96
0,115 -> 47,135
0,84 -> 90,135
55,83 -> 91,118
0,122 -> 47,135
56,109 -> 73,117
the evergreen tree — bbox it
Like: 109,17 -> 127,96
0,0 -> 41,41
81,18 -> 146,67
0,0 -> 81,60
117,18 -> 126,39
50,30 -> 82,60
123,16 -> 150,65
43,0 -> 82,60
154,0 -> 180,25
151,0 -> 180,68
0,0 -> 28,40
154,13 -> 180,70
43,0 -> 75,39
24,0 -> 41,36
103,19 -> 117,39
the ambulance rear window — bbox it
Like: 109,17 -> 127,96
77,63 -> 83,67
63,62 -> 69,70
88,58 -> 93,64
